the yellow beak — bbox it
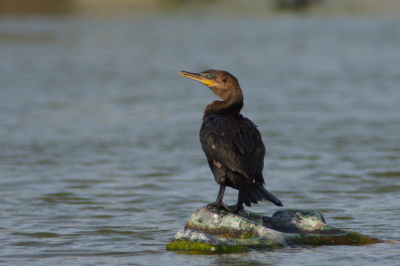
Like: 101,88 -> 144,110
179,71 -> 215,86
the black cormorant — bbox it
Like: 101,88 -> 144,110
179,69 -> 283,212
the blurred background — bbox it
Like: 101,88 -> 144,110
0,1 -> 400,265
1,0 -> 400,16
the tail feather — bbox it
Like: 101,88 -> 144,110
247,187 -> 260,203
252,186 -> 265,202
242,185 -> 283,207
251,189 -> 261,202
242,189 -> 252,207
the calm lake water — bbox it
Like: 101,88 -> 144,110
0,11 -> 400,265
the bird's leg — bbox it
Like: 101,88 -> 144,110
207,185 -> 230,211
227,189 -> 244,212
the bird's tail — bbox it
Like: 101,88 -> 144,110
242,185 -> 283,207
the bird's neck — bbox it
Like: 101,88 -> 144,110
203,99 -> 243,121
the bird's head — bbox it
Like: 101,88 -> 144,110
179,69 -> 243,103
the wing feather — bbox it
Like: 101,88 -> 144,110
200,114 -> 265,183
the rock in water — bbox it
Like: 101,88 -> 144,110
167,206 -> 381,252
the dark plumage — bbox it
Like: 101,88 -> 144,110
179,69 -> 283,212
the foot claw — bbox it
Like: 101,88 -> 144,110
227,204 -> 244,213
207,201 -> 230,211
207,202 -> 244,213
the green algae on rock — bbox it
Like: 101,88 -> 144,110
167,206 -> 381,252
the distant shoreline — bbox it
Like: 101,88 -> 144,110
1,0 -> 400,17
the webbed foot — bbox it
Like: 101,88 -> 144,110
207,201 -> 244,213
226,203 -> 244,213
207,201 -> 230,212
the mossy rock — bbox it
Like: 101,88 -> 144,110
167,206 -> 381,252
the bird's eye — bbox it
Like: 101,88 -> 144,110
208,74 -> 213,79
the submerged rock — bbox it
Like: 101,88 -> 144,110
167,206 -> 381,252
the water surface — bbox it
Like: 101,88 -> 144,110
0,13 -> 400,265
